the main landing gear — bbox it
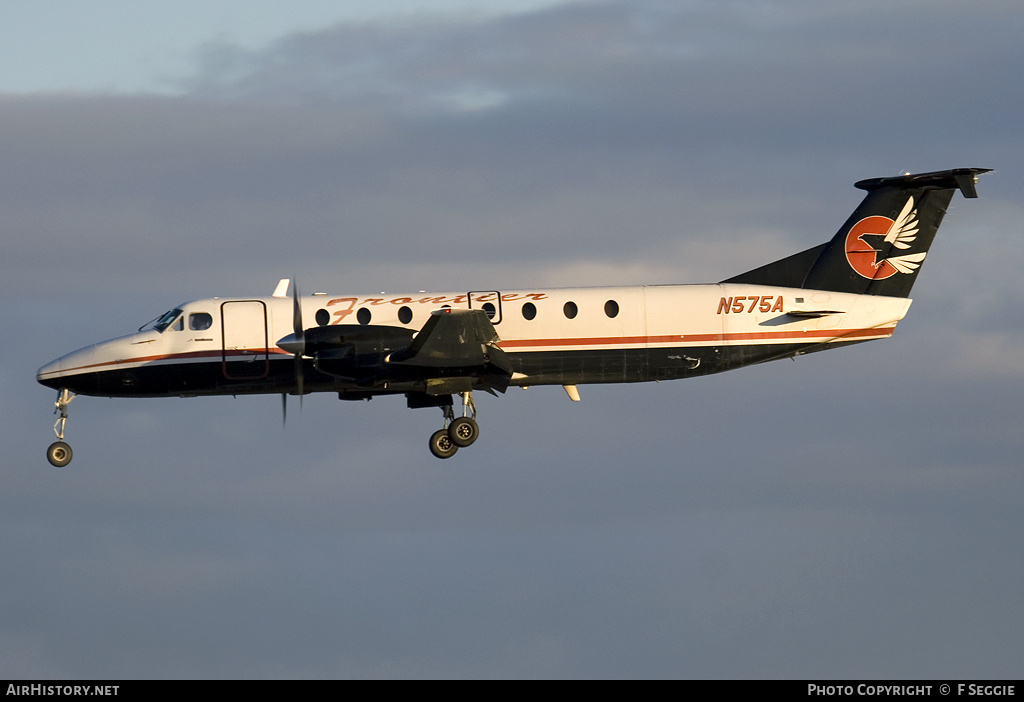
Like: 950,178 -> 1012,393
46,388 -> 75,467
429,391 -> 480,459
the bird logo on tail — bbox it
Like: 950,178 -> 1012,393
844,197 -> 927,279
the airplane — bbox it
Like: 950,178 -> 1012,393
37,168 -> 989,466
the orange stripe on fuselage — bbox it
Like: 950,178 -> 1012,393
40,327 -> 894,378
496,327 -> 894,349
37,348 -> 290,379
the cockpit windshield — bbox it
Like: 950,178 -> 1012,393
139,308 -> 183,333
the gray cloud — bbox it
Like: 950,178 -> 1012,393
3,0 -> 1023,678
7,1 -> 1024,295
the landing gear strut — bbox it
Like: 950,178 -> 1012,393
428,391 -> 480,459
47,388 -> 75,467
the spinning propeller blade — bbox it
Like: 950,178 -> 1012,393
280,278 -> 306,425
292,279 -> 305,399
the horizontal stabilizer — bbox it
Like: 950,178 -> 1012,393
854,168 -> 991,198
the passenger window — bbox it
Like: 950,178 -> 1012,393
189,312 -> 213,331
398,306 -> 413,324
357,308 -> 372,325
316,309 -> 330,326
563,301 -> 578,319
522,302 -> 537,320
604,300 -> 619,318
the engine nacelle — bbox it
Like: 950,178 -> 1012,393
303,325 -> 416,379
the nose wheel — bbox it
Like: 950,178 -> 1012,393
428,391 -> 480,459
47,441 -> 73,467
46,388 -> 75,467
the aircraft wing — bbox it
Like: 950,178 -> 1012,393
388,308 -> 512,394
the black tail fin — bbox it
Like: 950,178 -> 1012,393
723,168 -> 990,297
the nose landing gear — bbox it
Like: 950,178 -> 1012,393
428,391 -> 480,459
46,388 -> 75,467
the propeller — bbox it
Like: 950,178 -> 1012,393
292,278 -> 305,399
278,278 -> 306,425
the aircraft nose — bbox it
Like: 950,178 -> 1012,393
36,345 -> 99,391
36,357 -> 66,390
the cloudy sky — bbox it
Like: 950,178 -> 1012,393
3,0 -> 1023,679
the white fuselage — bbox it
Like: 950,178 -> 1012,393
37,282 -> 911,398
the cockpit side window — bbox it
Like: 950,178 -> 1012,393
150,308 -> 184,333
189,312 -> 213,331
